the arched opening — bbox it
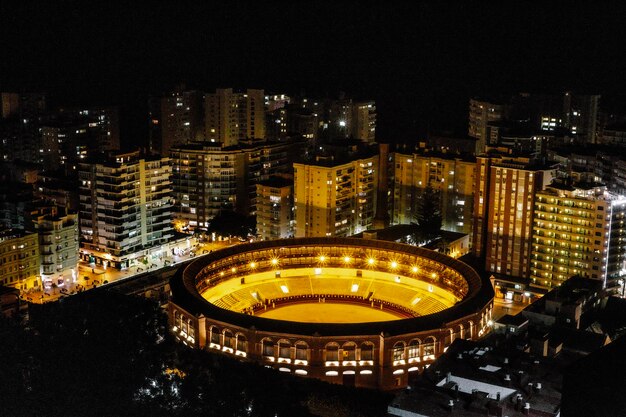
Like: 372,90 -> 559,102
262,338 -> 275,358
209,326 -> 221,346
223,329 -> 234,350
235,334 -> 247,353
392,341 -> 406,362
360,342 -> 374,362
173,311 -> 181,329
325,343 -> 339,362
278,340 -> 291,362
295,341 -> 309,363
408,339 -> 421,362
187,319 -> 195,340
342,342 -> 357,362
181,315 -> 188,334
423,336 -> 436,358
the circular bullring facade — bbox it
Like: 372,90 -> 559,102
168,237 -> 494,390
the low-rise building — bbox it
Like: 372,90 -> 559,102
0,229 -> 40,291
34,210 -> 78,288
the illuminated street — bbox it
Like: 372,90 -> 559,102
21,238 -> 239,304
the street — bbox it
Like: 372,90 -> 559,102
22,237 -> 238,304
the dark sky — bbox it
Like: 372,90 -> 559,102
2,1 -> 626,144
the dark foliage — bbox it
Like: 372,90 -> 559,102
0,292 -> 391,417
206,211 -> 256,239
413,185 -> 442,242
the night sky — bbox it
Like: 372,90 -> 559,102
2,1 -> 626,145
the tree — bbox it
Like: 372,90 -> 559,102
413,185 -> 442,243
206,211 -> 255,239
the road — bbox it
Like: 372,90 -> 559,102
21,238 -> 239,304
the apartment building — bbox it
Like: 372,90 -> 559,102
78,151 -> 174,269
391,151 -> 475,236
294,154 -> 378,237
531,183 -> 626,290
0,229 -> 39,291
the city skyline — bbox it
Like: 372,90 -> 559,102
2,2 -> 626,416
3,2 -> 626,144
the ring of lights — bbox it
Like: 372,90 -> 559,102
168,237 -> 494,390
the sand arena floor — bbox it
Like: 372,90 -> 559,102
255,302 -> 404,323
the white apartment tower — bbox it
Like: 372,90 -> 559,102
78,151 -> 174,269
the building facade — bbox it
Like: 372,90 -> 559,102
171,139 -> 305,230
468,98 -> 507,154
351,101 -> 376,143
171,144 -> 246,230
473,154 -> 555,279
531,184 -> 626,290
78,151 -> 174,269
256,177 -> 293,240
0,230 -> 40,291
205,88 -> 266,147
391,152 -> 475,236
34,211 -> 79,288
294,155 -> 378,237
159,88 -> 204,156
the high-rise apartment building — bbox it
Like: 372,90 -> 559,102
391,151 -> 475,236
531,183 -> 626,290
0,229 -> 40,291
158,88 -> 204,156
34,210 -> 79,287
351,101 -> 376,143
468,98 -> 507,154
40,109 -> 120,171
293,154 -> 378,237
256,176 -> 293,240
58,107 -> 120,152
171,139 -> 305,230
205,88 -> 266,147
78,151 -> 174,269
171,144 -> 246,229
563,92 -> 600,144
473,153 -> 556,278
0,92 -> 46,164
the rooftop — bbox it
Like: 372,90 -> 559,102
388,338 -> 578,417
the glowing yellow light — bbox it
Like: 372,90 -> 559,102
250,262 -> 256,268
390,261 -> 398,269
367,258 -> 375,265
343,256 -> 351,263
431,272 -> 437,279
231,267 -> 236,273
319,255 -> 326,262
411,266 -> 419,273
220,271 -> 225,276
271,258 -> 279,265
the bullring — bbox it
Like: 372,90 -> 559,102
168,237 -> 494,390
